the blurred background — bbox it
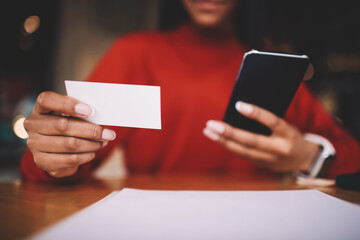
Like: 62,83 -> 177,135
1,0 -> 359,181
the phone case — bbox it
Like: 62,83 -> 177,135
223,50 -> 310,135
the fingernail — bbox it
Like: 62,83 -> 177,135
206,120 -> 225,134
235,101 -> 253,114
75,103 -> 94,117
102,129 -> 116,141
102,141 -> 109,147
203,128 -> 220,141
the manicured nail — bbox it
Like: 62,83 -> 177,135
102,141 -> 109,147
75,103 -> 94,117
102,129 -> 116,141
206,120 -> 225,134
203,128 -> 220,141
235,101 -> 253,114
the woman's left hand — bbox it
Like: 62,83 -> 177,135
203,101 -> 320,173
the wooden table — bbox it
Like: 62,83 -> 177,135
1,173 -> 360,240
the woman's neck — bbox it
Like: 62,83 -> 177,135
190,21 -> 235,43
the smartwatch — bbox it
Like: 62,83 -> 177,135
300,133 -> 336,178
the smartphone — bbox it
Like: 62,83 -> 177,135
223,50 -> 310,135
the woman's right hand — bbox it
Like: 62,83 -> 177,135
24,91 -> 116,178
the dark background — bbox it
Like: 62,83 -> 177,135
1,0 -> 359,180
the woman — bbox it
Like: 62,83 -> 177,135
21,0 -> 360,181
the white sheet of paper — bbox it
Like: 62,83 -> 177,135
65,80 -> 161,129
31,189 -> 360,240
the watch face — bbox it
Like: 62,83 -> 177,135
317,154 -> 335,178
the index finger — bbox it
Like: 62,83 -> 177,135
34,91 -> 94,118
235,101 -> 288,135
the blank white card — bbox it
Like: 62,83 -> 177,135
65,81 -> 161,129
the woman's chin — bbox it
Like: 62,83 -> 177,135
192,16 -> 223,28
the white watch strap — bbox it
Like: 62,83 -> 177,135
303,133 -> 336,178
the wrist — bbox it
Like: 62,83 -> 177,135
298,140 -> 321,172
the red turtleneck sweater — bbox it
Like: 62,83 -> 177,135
20,24 -> 360,182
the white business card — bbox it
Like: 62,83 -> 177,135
65,80 -> 161,129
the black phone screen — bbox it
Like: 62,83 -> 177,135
223,50 -> 310,135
